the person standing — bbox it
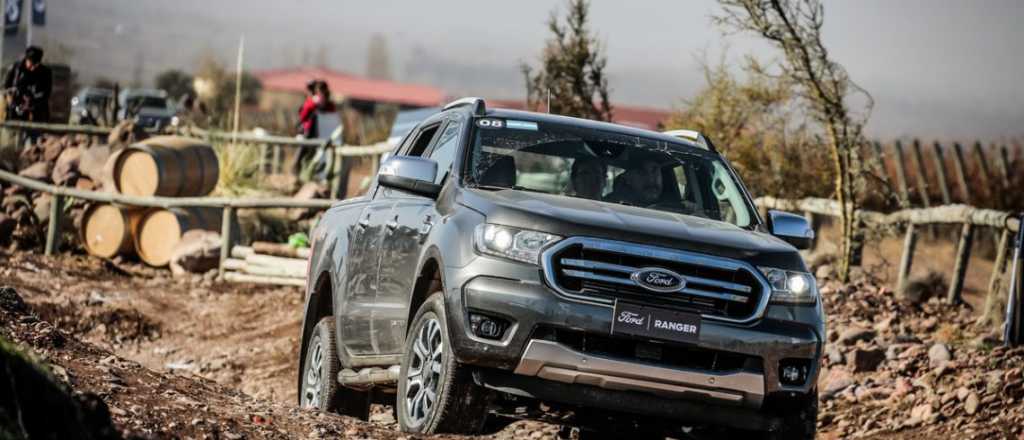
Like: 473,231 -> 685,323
292,79 -> 336,175
4,46 -> 52,123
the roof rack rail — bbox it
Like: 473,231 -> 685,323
443,97 -> 487,116
662,129 -> 716,152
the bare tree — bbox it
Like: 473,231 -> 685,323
522,0 -> 612,121
716,0 -> 873,281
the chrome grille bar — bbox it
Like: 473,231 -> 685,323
562,269 -> 749,303
560,258 -> 753,294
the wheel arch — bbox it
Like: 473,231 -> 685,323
406,246 -> 447,338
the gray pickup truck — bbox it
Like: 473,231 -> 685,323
298,98 -> 824,439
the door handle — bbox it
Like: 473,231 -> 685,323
386,216 -> 399,231
418,216 -> 434,236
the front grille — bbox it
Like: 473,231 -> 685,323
542,237 -> 766,321
532,326 -> 763,373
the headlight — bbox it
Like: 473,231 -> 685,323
474,224 -> 561,265
759,267 -> 817,305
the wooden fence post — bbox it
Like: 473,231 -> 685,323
997,144 -> 1011,188
986,229 -> 1012,302
219,206 -> 236,277
893,141 -> 912,207
951,142 -> 972,205
871,141 -> 891,185
258,143 -> 268,176
947,223 -> 975,304
931,142 -> 952,205
44,194 -> 64,256
972,141 -> 992,194
910,139 -> 932,208
896,223 -> 918,295
272,145 -> 283,174
804,211 -> 818,251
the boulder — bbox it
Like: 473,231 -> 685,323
848,348 -> 886,372
928,343 -> 952,367
169,230 -> 222,276
838,327 -> 876,346
18,161 -> 52,182
899,271 -> 947,305
51,147 -> 82,186
78,145 -> 111,184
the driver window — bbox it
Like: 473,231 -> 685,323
405,124 -> 441,157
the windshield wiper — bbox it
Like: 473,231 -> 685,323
466,184 -> 549,195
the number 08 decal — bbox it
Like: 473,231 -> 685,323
476,118 -> 504,129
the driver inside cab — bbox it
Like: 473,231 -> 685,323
606,159 -> 665,206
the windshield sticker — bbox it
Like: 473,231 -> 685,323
506,120 -> 539,131
476,118 -> 504,129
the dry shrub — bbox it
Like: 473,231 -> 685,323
665,57 -> 833,199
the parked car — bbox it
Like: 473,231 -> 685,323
297,97 -> 824,439
69,87 -> 114,125
117,88 -> 177,130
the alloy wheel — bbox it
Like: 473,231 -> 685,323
404,316 -> 444,426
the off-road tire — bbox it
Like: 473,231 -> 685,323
300,316 -> 371,420
397,292 -> 489,434
765,390 -> 818,440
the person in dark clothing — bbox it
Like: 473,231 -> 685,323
4,46 -> 52,122
292,79 -> 336,175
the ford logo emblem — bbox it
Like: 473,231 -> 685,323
630,267 -> 686,293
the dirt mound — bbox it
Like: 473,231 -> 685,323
0,285 -> 414,439
33,301 -> 161,345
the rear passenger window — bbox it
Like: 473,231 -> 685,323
427,121 -> 462,184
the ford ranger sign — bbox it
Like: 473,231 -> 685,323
630,267 -> 687,293
612,301 -> 701,344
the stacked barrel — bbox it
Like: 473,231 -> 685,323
80,136 -> 221,267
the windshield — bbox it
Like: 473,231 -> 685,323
126,96 -> 168,110
464,117 -> 755,227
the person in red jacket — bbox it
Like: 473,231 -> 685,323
294,80 -> 336,174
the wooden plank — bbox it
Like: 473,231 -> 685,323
252,242 -> 311,259
756,196 -> 1020,232
244,254 -> 307,271
931,141 -> 952,205
910,139 -> 932,207
44,195 -> 64,256
893,141 -> 912,207
223,272 -> 306,287
951,142 -> 972,205
231,245 -> 255,259
896,224 -> 918,295
947,223 -> 974,304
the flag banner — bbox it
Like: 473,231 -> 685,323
4,0 -> 22,36
31,0 -> 43,26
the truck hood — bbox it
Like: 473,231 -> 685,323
459,188 -> 806,271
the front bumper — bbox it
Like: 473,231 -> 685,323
444,262 -> 823,406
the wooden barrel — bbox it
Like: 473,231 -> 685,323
113,136 -> 219,197
80,204 -> 143,258
133,207 -> 221,267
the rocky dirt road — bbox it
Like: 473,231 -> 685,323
2,250 -> 1024,439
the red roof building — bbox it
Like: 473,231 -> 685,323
254,67 -> 446,110
488,99 -> 671,131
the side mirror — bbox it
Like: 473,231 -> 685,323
767,210 -> 814,250
378,156 -> 443,198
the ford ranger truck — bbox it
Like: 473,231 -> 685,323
298,97 -> 824,439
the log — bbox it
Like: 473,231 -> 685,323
252,241 -> 311,259
223,272 -> 305,287
113,136 -> 219,197
755,197 -> 1020,232
231,245 -> 255,259
244,254 -> 307,271
223,260 -> 305,278
134,207 -> 221,267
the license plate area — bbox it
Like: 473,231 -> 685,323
611,301 -> 701,344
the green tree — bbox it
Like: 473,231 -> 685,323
155,69 -> 195,100
522,0 -> 612,121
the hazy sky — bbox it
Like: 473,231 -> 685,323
32,0 -> 1024,139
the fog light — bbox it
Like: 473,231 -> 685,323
469,313 -> 508,340
778,359 -> 811,386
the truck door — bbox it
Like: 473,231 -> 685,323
339,200 -> 395,357
376,115 -> 463,355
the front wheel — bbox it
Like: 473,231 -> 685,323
397,292 -> 489,434
299,316 -> 371,419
